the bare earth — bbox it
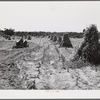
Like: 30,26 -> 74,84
0,37 -> 100,90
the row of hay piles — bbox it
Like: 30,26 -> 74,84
49,34 -> 73,48
73,24 -> 100,65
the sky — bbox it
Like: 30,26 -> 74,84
0,1 -> 100,32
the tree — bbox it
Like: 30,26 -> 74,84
4,28 -> 14,36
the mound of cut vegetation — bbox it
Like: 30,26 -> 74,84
73,24 -> 100,65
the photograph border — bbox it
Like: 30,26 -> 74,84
0,0 -> 100,99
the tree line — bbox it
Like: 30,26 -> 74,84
0,28 -> 84,38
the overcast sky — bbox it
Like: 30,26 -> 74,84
0,1 -> 100,32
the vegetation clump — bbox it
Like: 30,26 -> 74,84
4,28 -> 14,36
58,36 -> 63,47
8,37 -> 11,40
74,24 -> 100,65
58,36 -> 62,43
62,34 -> 73,48
53,36 -> 57,42
13,38 -> 29,48
48,35 -> 51,38
50,36 -> 54,40
27,35 -> 31,40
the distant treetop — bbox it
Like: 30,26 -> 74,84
4,28 -> 15,36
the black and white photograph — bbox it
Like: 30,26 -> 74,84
0,1 -> 100,91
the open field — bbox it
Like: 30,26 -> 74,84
0,36 -> 100,90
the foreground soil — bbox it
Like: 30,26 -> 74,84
0,37 -> 100,90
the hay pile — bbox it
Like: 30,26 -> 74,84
74,24 -> 100,65
13,38 -> 29,48
62,34 -> 73,48
53,36 -> 57,42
